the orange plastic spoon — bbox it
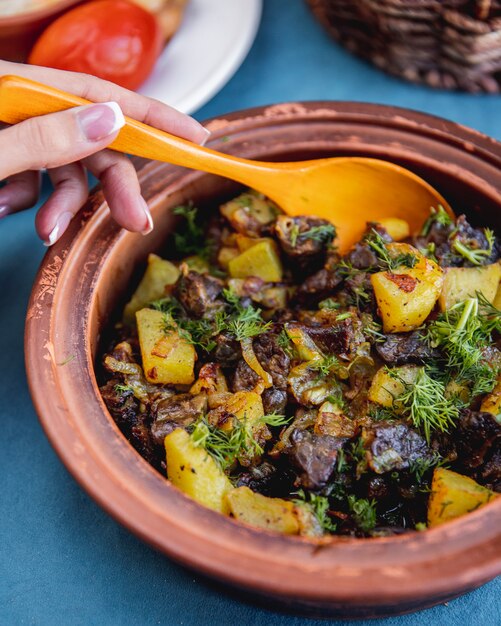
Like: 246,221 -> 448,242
0,75 -> 452,252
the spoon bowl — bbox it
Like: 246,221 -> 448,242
0,75 -> 452,250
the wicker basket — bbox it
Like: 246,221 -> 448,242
307,0 -> 501,93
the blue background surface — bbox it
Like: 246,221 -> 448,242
1,1 -> 500,624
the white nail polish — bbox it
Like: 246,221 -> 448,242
43,223 -> 60,247
199,128 -> 211,146
43,212 -> 73,247
139,197 -> 153,235
102,102 -> 126,134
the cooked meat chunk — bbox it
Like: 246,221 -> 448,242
295,268 -> 342,304
416,214 -> 500,268
289,429 -> 345,489
303,316 -> 364,360
365,422 -> 431,474
376,331 -> 440,365
232,360 -> 259,392
346,222 -> 391,270
213,332 -> 241,366
150,393 -> 207,445
174,270 -> 224,319
275,215 -> 334,256
453,410 -> 501,472
479,448 -> 501,492
100,379 -> 160,469
262,388 -> 288,414
253,332 -> 290,389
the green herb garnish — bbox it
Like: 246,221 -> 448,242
420,205 -> 453,237
366,229 -> 417,270
451,228 -> 495,266
294,490 -> 337,533
290,223 -> 336,248
392,367 -> 459,443
347,495 -> 377,532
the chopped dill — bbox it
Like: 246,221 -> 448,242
335,312 -> 352,322
290,223 -> 336,248
451,227 -> 495,266
366,229 -> 418,270
277,328 -> 296,358
347,495 -> 377,532
190,417 -> 259,470
190,412 -> 290,470
318,298 -> 341,310
420,205 -> 453,237
391,367 -> 459,443
309,355 -> 339,378
426,297 -> 499,396
114,383 -> 133,395
293,490 -> 337,533
409,453 -> 443,483
349,438 -> 368,476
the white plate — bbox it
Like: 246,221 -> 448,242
139,0 -> 262,114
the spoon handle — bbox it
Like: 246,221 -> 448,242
0,75 -> 279,188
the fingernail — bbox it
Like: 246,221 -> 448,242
140,197 -> 153,235
43,211 -> 73,247
199,128 -> 211,146
0,205 -> 10,218
76,102 -> 125,142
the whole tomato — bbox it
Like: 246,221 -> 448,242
29,0 -> 163,90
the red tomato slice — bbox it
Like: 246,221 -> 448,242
29,0 -> 163,90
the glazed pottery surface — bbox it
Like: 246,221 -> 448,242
25,102 -> 501,619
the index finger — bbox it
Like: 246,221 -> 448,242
0,60 -> 210,144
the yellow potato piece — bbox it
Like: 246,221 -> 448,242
493,282 -> 501,310
371,244 -> 444,333
136,308 -> 195,385
480,375 -> 501,417
229,239 -> 283,282
439,263 -> 501,311
376,218 -> 410,241
226,486 -> 299,534
427,467 -> 497,528
368,365 -> 419,408
123,254 -> 180,324
165,429 -> 233,514
222,391 -> 264,430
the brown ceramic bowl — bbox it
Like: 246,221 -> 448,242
25,102 -> 501,619
0,0 -> 82,62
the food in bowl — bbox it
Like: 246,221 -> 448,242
99,191 -> 500,537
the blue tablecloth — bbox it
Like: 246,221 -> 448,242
2,1 -> 500,624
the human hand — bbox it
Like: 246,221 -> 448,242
0,61 -> 210,245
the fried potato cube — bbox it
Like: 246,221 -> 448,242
123,254 -> 180,324
226,486 -> 299,534
368,365 -> 420,408
165,429 -> 233,514
427,467 -> 497,528
439,263 -> 501,311
376,218 -> 410,241
136,308 -> 195,385
228,239 -> 283,282
371,244 -> 444,333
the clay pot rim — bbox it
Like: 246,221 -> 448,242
25,101 -> 501,613
0,0 -> 79,25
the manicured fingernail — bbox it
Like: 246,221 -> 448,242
140,197 -> 153,235
43,211 -> 73,247
76,102 -> 125,142
0,205 -> 10,218
199,128 -> 211,146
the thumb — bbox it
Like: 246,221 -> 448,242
0,102 -> 125,178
